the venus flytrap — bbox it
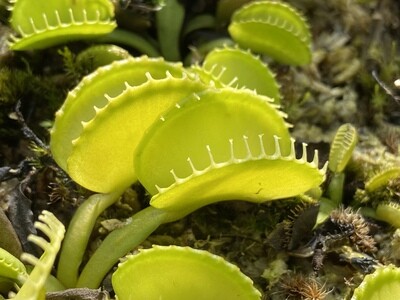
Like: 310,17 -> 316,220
58,45 -> 132,83
361,167 -> 400,228
50,56 -> 188,187
13,211 -> 65,300
8,0 -> 161,56
188,45 -> 281,100
112,245 -> 262,300
78,135 -> 325,288
7,0 -> 313,70
185,0 -> 313,68
352,265 -> 400,300
315,124 -> 358,227
75,92 -> 324,289
375,202 -> 400,229
74,44 -> 131,73
53,56 -> 209,288
49,52 -> 327,289
8,0 -> 116,50
0,211 -> 65,300
53,60 -> 208,194
327,123 -> 358,205
0,248 -> 26,293
200,46 -> 281,103
228,1 -> 312,65
43,0 -> 322,291
134,88 -> 317,213
350,153 -> 400,229
365,168 -> 400,193
7,1 -> 398,299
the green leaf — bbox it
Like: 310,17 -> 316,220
352,266 -> 400,300
328,123 -> 357,173
202,46 -> 281,103
50,57 -> 202,193
67,72 -> 208,193
365,167 -> 400,193
375,202 -> 400,228
135,87 -> 325,219
9,0 -> 116,50
0,247 -> 27,285
13,211 -> 65,300
112,245 -> 262,300
228,1 -> 312,65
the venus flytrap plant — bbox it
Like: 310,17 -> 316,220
361,167 -> 400,228
59,45 -> 131,82
112,245 -> 262,300
48,52 -> 327,289
51,57 -> 207,194
12,211 -> 65,300
351,265 -> 400,300
187,45 -> 282,102
7,0 -> 313,69
74,91 -> 325,288
8,0 -> 116,50
315,124 -> 358,227
45,2 -> 321,290
184,0 -> 313,68
134,87 -> 320,214
7,0 -> 160,56
52,56 -> 209,288
0,211 -> 65,300
375,201 -> 400,229
74,44 -> 131,73
327,123 -> 358,204
365,167 -> 400,194
228,1 -> 312,65
200,46 -> 281,103
0,248 -> 26,293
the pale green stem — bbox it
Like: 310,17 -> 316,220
156,0 -> 185,61
76,206 -> 170,289
327,172 -> 345,206
182,14 -> 216,37
98,28 -> 160,57
56,189 -> 125,288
